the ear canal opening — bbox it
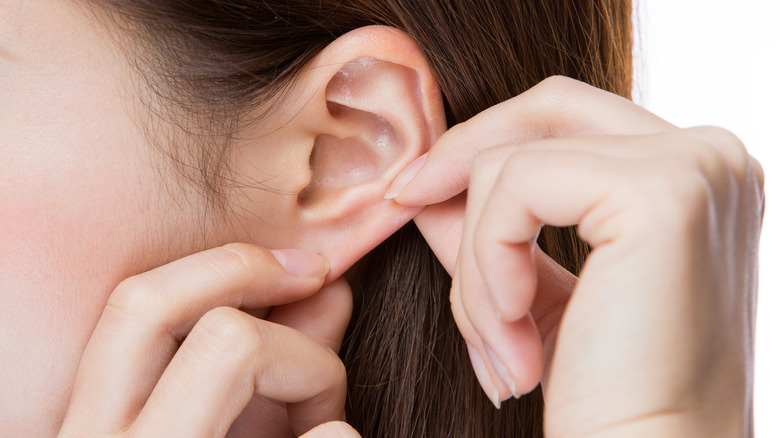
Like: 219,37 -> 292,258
298,102 -> 400,205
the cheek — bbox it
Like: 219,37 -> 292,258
0,104 -> 162,433
0,2 -> 204,431
0,16 -> 152,373
0,106 -> 207,434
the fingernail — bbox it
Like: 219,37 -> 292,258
270,249 -> 329,278
484,343 -> 521,398
467,345 -> 502,409
384,153 -> 427,200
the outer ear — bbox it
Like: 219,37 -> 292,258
232,26 -> 446,282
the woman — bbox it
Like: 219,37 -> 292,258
0,0 -> 763,436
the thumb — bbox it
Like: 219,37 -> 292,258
267,278 -> 353,434
267,277 -> 353,353
414,191 -> 577,328
413,192 -> 467,275
300,421 -> 361,438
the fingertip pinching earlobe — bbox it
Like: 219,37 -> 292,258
385,153 -> 427,200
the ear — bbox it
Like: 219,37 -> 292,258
230,26 -> 446,283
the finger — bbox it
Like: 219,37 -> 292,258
300,421 -> 361,438
452,243 -> 578,405
462,129 -> 697,322
228,278 -> 353,435
455,139 -> 627,402
459,144 -> 536,322
444,144 -> 543,401
452,274 -> 540,405
453,136 -> 660,401
468,140 -> 639,391
412,192 -> 467,275
392,76 -> 675,205
412,127 -> 687,278
456,224 -> 545,402
268,277 -> 353,352
61,244 -> 328,435
449,259 -> 510,407
131,307 -> 347,438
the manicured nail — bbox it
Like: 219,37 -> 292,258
270,249 -> 328,278
467,344 -> 502,409
484,343 -> 521,398
384,153 -> 427,200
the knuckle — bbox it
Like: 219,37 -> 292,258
612,159 -> 708,236
471,145 -> 513,176
539,75 -> 582,92
535,75 -> 586,104
105,275 -> 160,318
669,166 -> 712,210
470,152 -> 494,184
472,146 -> 497,169
192,307 -> 260,358
218,243 -> 269,273
294,342 -> 346,400
504,147 -> 538,176
442,120 -> 468,140
328,352 -> 348,388
685,125 -> 750,181
639,162 -> 712,230
696,125 -> 744,150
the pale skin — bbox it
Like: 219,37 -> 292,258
0,1 -> 763,438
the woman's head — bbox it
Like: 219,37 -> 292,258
82,0 -> 634,284
0,0 -> 632,435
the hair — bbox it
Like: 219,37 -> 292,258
94,0 -> 634,435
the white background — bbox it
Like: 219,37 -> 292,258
636,1 -> 779,435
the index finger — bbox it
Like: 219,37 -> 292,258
62,244 -> 328,435
391,76 -> 675,205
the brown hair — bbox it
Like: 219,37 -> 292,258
97,0 -> 633,435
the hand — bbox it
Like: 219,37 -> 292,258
390,76 -> 764,437
56,243 -> 358,438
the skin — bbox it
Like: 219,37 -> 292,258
1,2 -> 433,436
0,0 -> 215,432
395,77 -> 765,436
1,0 -> 764,437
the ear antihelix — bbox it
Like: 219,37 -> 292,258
296,52 -> 436,221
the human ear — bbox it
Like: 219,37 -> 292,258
231,26 -> 446,282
